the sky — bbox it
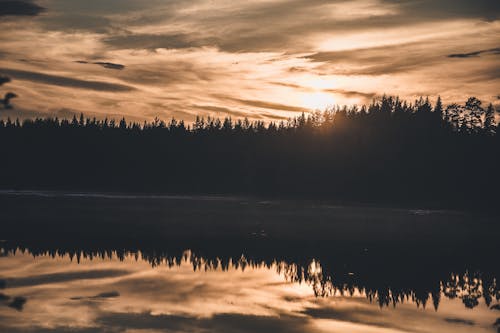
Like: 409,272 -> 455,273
0,0 -> 499,122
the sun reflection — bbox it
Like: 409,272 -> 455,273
308,260 -> 323,276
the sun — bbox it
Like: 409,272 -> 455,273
301,92 -> 335,111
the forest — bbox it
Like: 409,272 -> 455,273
1,96 -> 498,210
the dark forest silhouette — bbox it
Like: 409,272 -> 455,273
1,96 -> 498,209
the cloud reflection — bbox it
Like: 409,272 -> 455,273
0,251 -> 498,333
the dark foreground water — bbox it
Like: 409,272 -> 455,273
0,191 -> 499,333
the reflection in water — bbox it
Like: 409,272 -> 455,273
1,248 -> 499,333
2,245 -> 499,310
1,193 -> 499,332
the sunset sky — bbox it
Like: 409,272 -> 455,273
0,0 -> 499,122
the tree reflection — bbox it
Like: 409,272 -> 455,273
1,244 -> 498,311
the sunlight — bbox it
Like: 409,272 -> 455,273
301,92 -> 335,111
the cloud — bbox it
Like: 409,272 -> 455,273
215,95 -> 310,113
301,305 -> 410,332
234,99 -> 309,113
270,82 -> 376,103
304,42 -> 441,76
93,62 -> 125,70
464,66 -> 500,82
7,296 -> 27,311
95,312 -> 312,333
447,47 -> 500,58
76,61 -> 125,70
1,0 -> 499,121
70,291 -> 120,301
270,82 -> 303,89
270,82 -> 376,101
103,33 -> 207,51
0,326 -> 102,333
0,0 -> 44,17
0,107 -> 79,120
39,14 -> 113,34
193,105 -> 257,119
305,38 -> 500,79
0,76 -> 10,86
0,292 -> 27,311
444,318 -> 475,326
180,0 -> 498,53
302,306 -> 375,321
324,89 -> 377,100
381,0 -> 500,21
196,0 -> 399,53
3,269 -> 130,288
193,104 -> 288,120
0,68 -> 135,92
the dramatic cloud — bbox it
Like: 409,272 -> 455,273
76,61 -> 125,70
0,0 -> 499,121
219,96 -> 311,113
0,0 -> 44,17
192,104 -> 277,119
7,297 -> 27,311
448,47 -> 500,58
70,291 -> 120,300
96,312 -> 311,333
1,92 -> 17,109
103,33 -> 205,51
0,293 -> 27,311
324,89 -> 377,100
383,0 -> 500,21
4,269 -> 130,288
0,68 -> 135,92
444,318 -> 475,326
0,76 -> 11,86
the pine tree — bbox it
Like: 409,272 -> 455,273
119,117 -> 127,130
484,103 -> 496,135
465,97 -> 483,132
71,114 -> 78,127
434,96 -> 443,118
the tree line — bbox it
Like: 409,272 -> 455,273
0,96 -> 498,209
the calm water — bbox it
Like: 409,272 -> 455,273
0,191 -> 499,332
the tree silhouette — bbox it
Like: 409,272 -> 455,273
484,103 -> 496,135
0,95 -> 497,209
465,97 -> 484,132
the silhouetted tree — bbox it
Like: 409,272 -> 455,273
484,103 -> 496,135
465,97 -> 484,132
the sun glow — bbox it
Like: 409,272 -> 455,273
301,92 -> 335,111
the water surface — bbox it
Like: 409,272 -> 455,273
0,191 -> 498,332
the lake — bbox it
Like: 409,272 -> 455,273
1,191 -> 499,332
